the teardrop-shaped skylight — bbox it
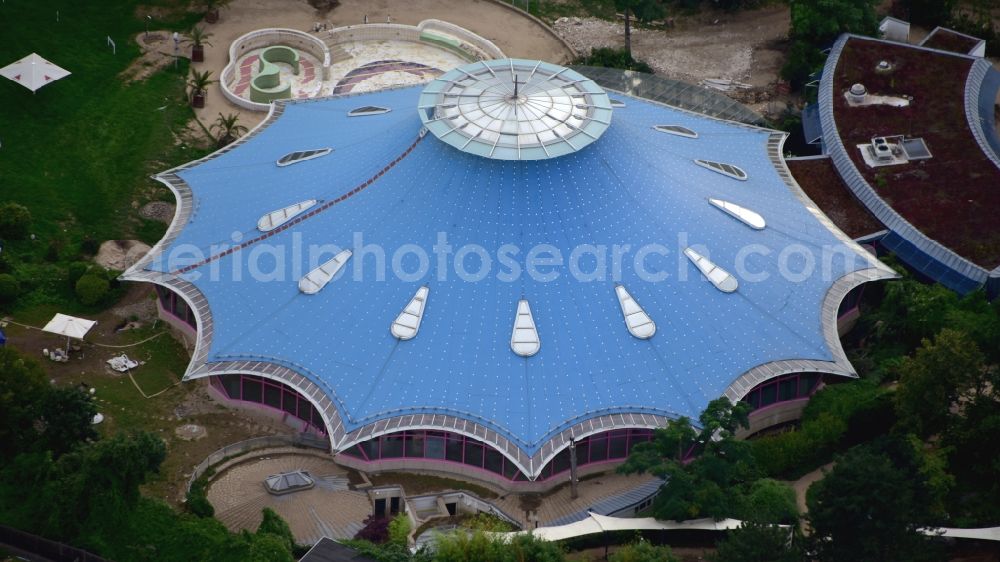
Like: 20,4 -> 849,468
708,198 -> 766,230
391,286 -> 429,340
348,106 -> 391,116
510,299 -> 540,357
615,285 -> 656,339
610,99 -> 626,108
258,200 -> 318,232
276,148 -> 332,167
684,248 -> 739,293
298,250 -> 352,295
694,159 -> 748,181
654,125 -> 698,138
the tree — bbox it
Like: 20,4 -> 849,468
35,386 -> 98,457
0,347 -> 50,458
712,521 -> 802,562
0,273 -> 20,303
435,531 -> 565,562
257,508 -> 295,552
901,0 -> 956,27
806,438 -> 944,562
610,0 -> 664,57
782,0 -> 878,89
211,112 -> 248,148
0,202 -> 32,240
76,273 -> 110,305
741,478 -> 798,525
609,539 -> 679,562
789,0 -> 878,47
894,329 -> 988,438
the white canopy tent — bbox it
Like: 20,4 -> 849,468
42,313 -> 96,353
0,53 -> 71,93
503,513 -> 787,543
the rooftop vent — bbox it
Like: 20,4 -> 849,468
848,83 -> 867,104
391,286 -> 429,341
876,60 -> 893,72
872,136 -> 893,162
510,299 -> 540,357
299,249 -> 352,294
258,200 -> 318,232
615,285 -> 656,339
684,247 -> 739,293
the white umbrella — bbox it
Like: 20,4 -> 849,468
42,313 -> 96,353
0,53 -> 71,93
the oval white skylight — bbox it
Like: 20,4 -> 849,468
298,250 -> 352,295
276,148 -> 332,167
258,200 -> 318,232
708,198 -> 766,230
694,159 -> 748,181
615,285 -> 656,339
684,248 -> 739,293
654,125 -> 698,139
510,299 -> 540,357
348,106 -> 391,117
391,286 -> 429,340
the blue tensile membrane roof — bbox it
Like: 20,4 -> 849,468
132,61 -> 894,467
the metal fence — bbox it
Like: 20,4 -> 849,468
0,525 -> 108,562
187,433 -> 330,492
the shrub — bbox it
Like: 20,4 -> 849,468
0,274 -> 19,303
387,513 -> 410,547
0,202 -> 32,240
185,478 -> 214,518
67,262 -> 91,286
354,515 -> 391,544
575,47 -> 654,73
79,237 -> 100,256
257,508 -> 296,552
610,539 -> 679,562
75,274 -> 110,305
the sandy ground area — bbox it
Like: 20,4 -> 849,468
187,0 -> 572,129
555,5 -> 790,90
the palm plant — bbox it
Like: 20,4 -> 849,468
204,0 -> 232,23
187,69 -> 216,108
211,112 -> 248,147
185,26 -> 214,62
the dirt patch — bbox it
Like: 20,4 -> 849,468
555,6 -> 790,89
94,239 -> 152,271
140,201 -> 177,223
175,423 -> 208,440
120,30 -> 187,83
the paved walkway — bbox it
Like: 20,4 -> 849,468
494,472 -> 662,528
207,454 -> 370,545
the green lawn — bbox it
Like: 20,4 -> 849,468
0,0 -> 206,271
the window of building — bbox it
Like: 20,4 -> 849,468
741,373 -> 823,412
212,374 -> 325,434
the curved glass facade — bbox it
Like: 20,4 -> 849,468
340,428 -> 654,482
741,372 -> 821,411
210,374 -> 325,434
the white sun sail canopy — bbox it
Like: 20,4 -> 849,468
42,313 -> 96,342
0,53 -> 71,93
